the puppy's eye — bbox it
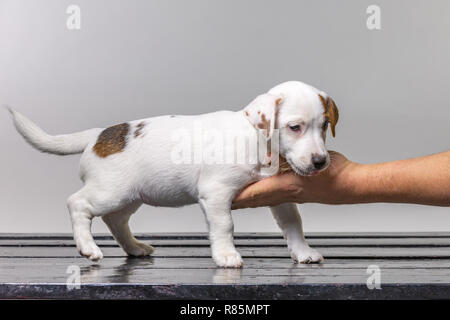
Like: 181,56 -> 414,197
289,125 -> 301,132
322,120 -> 329,131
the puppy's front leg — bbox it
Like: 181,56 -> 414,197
270,203 -> 323,263
199,197 -> 243,268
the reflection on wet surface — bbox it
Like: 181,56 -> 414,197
77,256 -> 319,284
80,256 -> 155,283
81,257 -> 247,284
212,268 -> 243,284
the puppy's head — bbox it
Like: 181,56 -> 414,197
245,81 -> 339,176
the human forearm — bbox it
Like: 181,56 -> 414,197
345,151 -> 450,206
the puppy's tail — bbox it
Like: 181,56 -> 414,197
5,106 -> 101,155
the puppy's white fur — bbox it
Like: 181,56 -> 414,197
9,81 -> 336,267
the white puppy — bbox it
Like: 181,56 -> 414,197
8,81 -> 338,268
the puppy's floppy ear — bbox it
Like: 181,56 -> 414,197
244,93 -> 283,140
318,94 -> 339,137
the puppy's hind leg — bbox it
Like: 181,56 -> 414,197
67,188 -> 104,261
102,203 -> 154,257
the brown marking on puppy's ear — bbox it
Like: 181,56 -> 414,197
93,123 -> 130,158
275,96 -> 283,106
134,121 -> 146,138
318,94 -> 339,137
243,93 -> 280,140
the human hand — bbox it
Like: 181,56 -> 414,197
232,151 -> 357,209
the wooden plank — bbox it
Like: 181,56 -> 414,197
2,257 -> 450,269
12,283 -> 450,299
1,246 -> 450,258
1,256 -> 450,284
1,232 -> 450,240
3,237 -> 450,247
2,283 -> 450,300
3,267 -> 450,284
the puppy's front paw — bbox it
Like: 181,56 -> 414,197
213,251 -> 243,268
291,246 -> 323,264
78,244 -> 104,262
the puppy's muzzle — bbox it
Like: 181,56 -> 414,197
311,153 -> 327,170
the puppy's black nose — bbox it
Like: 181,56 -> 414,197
311,154 -> 327,170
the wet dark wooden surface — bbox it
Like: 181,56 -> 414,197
2,233 -> 450,299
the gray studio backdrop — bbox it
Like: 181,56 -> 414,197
0,0 -> 449,233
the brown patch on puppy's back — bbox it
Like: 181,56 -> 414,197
93,123 -> 130,158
